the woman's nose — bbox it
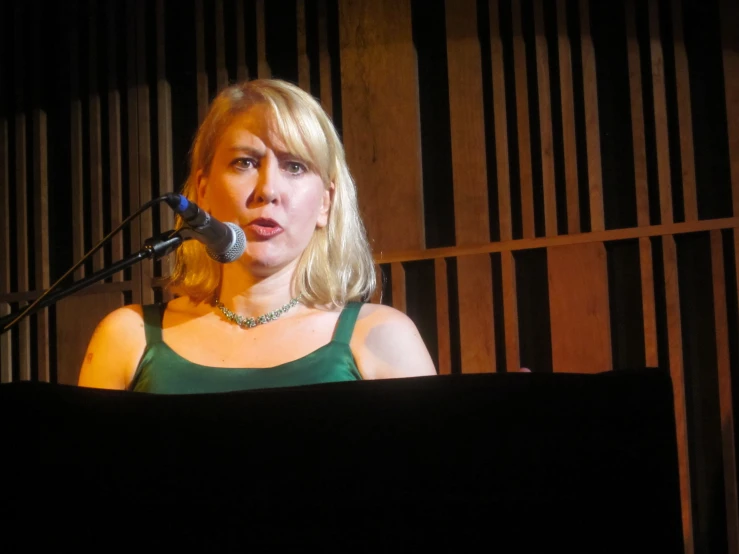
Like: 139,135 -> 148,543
253,161 -> 279,204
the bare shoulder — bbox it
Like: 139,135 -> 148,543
350,303 -> 437,380
77,304 -> 148,390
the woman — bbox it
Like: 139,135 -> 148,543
78,79 -> 436,393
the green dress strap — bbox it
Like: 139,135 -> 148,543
332,302 -> 364,344
142,303 -> 166,345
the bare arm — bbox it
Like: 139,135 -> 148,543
77,305 -> 147,390
351,304 -> 437,380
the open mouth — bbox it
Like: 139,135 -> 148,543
247,218 -> 283,237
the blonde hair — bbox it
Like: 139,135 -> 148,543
166,79 -> 376,308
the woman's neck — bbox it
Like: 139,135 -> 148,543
216,260 -> 300,317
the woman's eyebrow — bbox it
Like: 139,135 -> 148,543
228,145 -> 265,157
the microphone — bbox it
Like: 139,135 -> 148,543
165,194 -> 247,263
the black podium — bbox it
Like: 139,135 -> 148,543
0,370 -> 683,552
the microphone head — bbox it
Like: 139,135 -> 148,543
206,222 -> 247,263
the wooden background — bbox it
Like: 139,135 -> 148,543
0,0 -> 737,551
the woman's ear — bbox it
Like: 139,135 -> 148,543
195,170 -> 210,212
316,182 -> 334,229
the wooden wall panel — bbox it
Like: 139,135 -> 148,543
533,0 -> 557,237
626,1 -> 659,369
446,0 -> 495,374
32,110 -> 49,382
547,242 -> 612,374
89,0 -> 105,273
671,0 -> 697,222
195,0 -> 209,123
512,0 -> 535,239
126,1 -> 142,305
317,0 -> 333,118
339,0 -> 423,252
489,0 -> 512,242
14,9 -> 30,381
157,0 -> 175,236
0,113 -> 8,296
649,0 -> 674,225
710,230 -> 739,553
557,0 -> 580,234
663,234 -> 693,554
55,292 -> 125,385
490,1 -> 520,373
108,4 -> 124,281
457,255 -> 496,374
580,0 -> 605,231
235,0 -> 248,82
136,0 -> 154,304
296,0 -> 310,91
0,303 -> 10,383
434,258 -> 451,375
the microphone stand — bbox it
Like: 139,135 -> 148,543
0,231 -> 187,333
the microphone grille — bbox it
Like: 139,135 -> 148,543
206,222 -> 247,263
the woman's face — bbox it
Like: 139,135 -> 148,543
196,104 -> 332,275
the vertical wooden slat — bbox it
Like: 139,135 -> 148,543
671,0 -> 697,222
70,15 -> 85,281
533,0 -> 557,237
663,234 -> 693,554
317,0 -> 332,118
32,110 -> 49,383
489,0 -> 512,242
108,2 -> 123,280
157,0 -> 174,235
390,262 -> 406,313
14,6 -> 30,381
214,0 -> 228,90
639,237 -> 659,368
579,0 -> 605,231
445,0 -> 490,246
235,0 -> 248,82
297,0 -> 310,92
649,0 -> 674,225
339,0 -> 423,251
126,0 -> 142,305
722,22 -> 739,553
195,0 -> 209,123
721,19 -> 739,540
501,251 -> 520,373
548,242 -> 612,374
0,303 -> 10,383
0,117 -> 10,382
445,0 -> 496,374
626,0 -> 650,228
256,0 -> 271,78
626,1 -> 659,369
137,0 -> 154,304
88,0 -> 104,273
0,112 -> 8,295
721,0 -> 739,220
490,1 -> 520,373
557,0 -> 580,234
511,0 -> 535,239
434,258 -> 451,375
457,255 -> 496,374
710,230 -> 739,554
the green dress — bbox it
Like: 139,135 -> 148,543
129,302 -> 364,394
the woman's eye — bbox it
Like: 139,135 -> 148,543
234,158 -> 256,170
283,161 -> 307,175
